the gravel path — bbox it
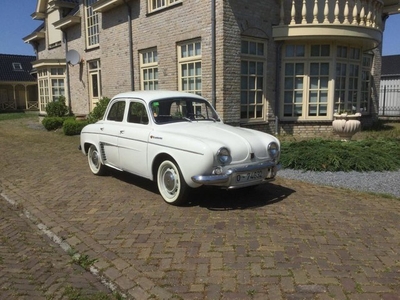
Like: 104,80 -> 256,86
279,169 -> 400,198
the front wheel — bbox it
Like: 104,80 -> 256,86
157,160 -> 189,205
87,145 -> 106,175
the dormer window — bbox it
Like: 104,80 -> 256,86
12,63 -> 23,71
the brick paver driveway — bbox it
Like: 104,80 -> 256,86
0,116 -> 399,299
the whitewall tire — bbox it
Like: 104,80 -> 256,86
87,145 -> 106,176
157,160 -> 189,205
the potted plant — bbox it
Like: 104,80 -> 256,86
332,111 -> 361,141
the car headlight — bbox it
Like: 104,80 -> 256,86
217,147 -> 231,165
268,142 -> 280,160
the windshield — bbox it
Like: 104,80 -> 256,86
150,97 -> 220,124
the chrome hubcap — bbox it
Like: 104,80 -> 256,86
91,151 -> 99,167
163,169 -> 176,192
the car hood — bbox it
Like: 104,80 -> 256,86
156,121 -> 279,163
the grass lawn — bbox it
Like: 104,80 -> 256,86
0,111 -> 38,121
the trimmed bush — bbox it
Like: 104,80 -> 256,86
87,97 -> 110,124
45,96 -> 69,117
63,118 -> 89,136
42,117 -> 65,131
280,138 -> 400,172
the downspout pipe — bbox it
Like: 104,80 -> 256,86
275,42 -> 283,135
124,0 -> 134,91
63,30 -> 73,115
211,0 -> 216,108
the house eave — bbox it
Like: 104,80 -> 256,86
0,80 -> 37,85
272,24 -> 382,50
48,0 -> 78,9
92,0 -> 126,13
23,32 -> 46,43
31,12 -> 46,20
54,15 -> 81,30
32,59 -> 67,69
381,74 -> 400,77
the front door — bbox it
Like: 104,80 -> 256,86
118,100 -> 152,178
88,60 -> 101,111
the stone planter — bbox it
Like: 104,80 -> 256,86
332,113 -> 361,141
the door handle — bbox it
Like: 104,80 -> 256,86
120,130 -> 125,134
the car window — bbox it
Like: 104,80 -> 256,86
127,102 -> 149,124
152,98 -> 220,124
107,101 -> 125,122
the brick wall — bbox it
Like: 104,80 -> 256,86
219,0 -> 280,125
32,0 -> 384,136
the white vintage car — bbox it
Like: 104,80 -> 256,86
80,91 -> 280,205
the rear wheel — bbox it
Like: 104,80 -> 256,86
87,145 -> 106,175
157,160 -> 189,205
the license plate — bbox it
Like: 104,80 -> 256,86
236,170 -> 264,182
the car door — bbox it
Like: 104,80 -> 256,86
118,100 -> 152,178
99,99 -> 126,168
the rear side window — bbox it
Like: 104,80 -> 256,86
107,101 -> 125,122
127,102 -> 149,124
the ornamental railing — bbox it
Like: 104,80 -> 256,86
278,0 -> 384,29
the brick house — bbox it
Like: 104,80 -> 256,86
0,54 -> 38,111
23,0 -> 400,136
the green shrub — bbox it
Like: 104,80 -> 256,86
87,97 -> 110,124
63,118 -> 89,136
45,96 -> 69,117
42,116 -> 65,131
280,138 -> 400,172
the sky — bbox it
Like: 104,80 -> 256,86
0,0 -> 399,56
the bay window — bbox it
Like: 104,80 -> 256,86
282,44 -> 372,120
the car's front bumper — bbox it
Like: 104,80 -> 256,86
191,161 -> 281,189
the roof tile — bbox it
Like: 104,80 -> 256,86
0,54 -> 37,82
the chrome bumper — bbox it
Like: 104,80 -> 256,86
191,161 -> 281,188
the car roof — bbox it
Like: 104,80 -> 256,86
112,90 -> 207,103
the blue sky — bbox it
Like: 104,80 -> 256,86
0,0 -> 399,56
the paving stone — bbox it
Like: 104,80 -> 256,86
0,118 -> 399,299
0,197 -> 112,299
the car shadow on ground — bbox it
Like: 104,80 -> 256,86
184,183 -> 295,210
108,169 -> 160,193
108,169 -> 295,210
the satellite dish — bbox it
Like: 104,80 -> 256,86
66,49 -> 81,65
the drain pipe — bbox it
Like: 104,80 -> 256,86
211,0 -> 216,108
124,0 -> 134,91
63,30 -> 73,115
275,42 -> 283,135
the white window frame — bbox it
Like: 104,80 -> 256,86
88,60 -> 101,110
85,0 -> 100,49
37,67 -> 66,114
282,43 -> 372,121
12,63 -> 23,71
148,0 -> 181,13
140,48 -> 158,90
178,40 -> 202,95
360,54 -> 373,113
283,44 -> 332,120
334,46 -> 371,115
240,39 -> 267,122
47,9 -> 62,48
